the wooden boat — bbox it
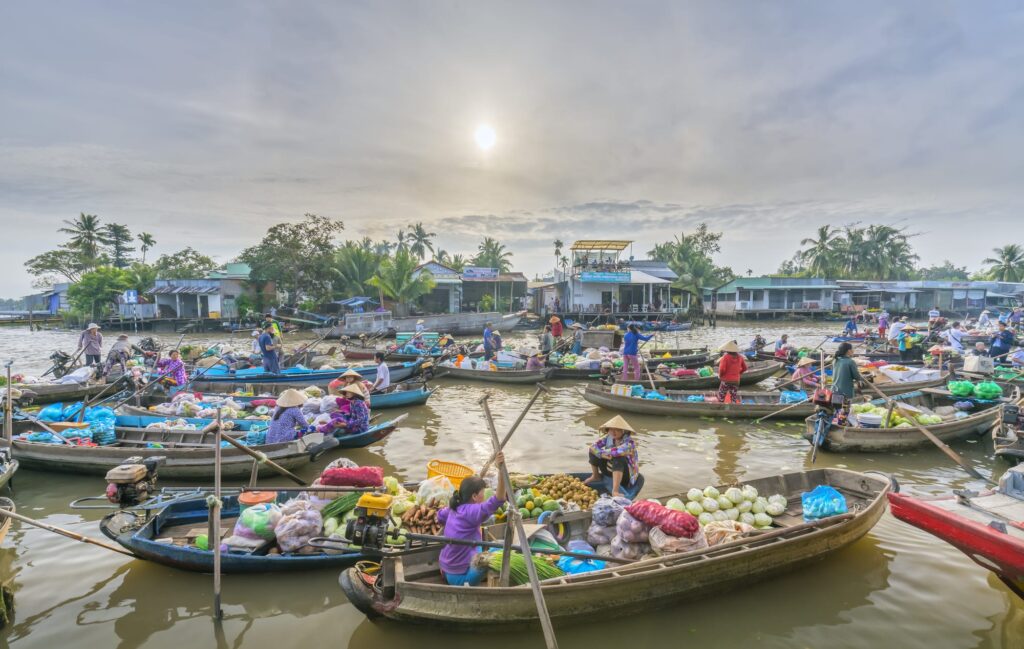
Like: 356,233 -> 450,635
6,415 -> 405,478
136,382 -> 436,411
434,365 -> 554,384
0,451 -> 17,492
0,497 -> 13,545
339,468 -> 890,627
315,310 -> 524,338
188,361 -> 421,392
888,466 -> 1024,598
99,490 -> 368,573
10,380 -> 119,405
993,396 -> 1024,465
550,350 -> 712,381
801,389 -> 1004,453
867,369 -> 950,397
582,384 -> 815,419
614,360 -> 785,390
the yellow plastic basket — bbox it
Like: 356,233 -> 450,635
427,459 -> 474,488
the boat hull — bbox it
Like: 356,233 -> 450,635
434,366 -> 554,384
582,385 -> 815,419
614,360 -> 785,390
188,362 -> 420,391
316,311 -> 524,338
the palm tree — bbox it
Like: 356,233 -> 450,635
449,254 -> 468,272
553,239 -> 563,272
137,232 -> 156,263
473,237 -> 513,273
395,229 -> 409,252
798,225 -> 839,277
407,222 -> 436,260
373,240 -> 394,256
333,242 -> 383,296
983,244 -> 1024,282
369,248 -> 436,316
559,255 -> 569,273
59,213 -> 109,267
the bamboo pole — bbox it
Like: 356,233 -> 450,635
480,384 -> 548,476
4,362 -> 11,442
0,508 -> 135,557
200,422 -> 307,486
211,410 -> 223,620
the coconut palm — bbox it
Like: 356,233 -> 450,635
137,232 -> 156,263
449,254 -> 468,272
369,248 -> 436,316
473,237 -> 513,273
395,229 -> 409,252
407,222 -> 436,260
333,242 -> 383,296
983,244 -> 1024,282
798,225 -> 839,277
553,239 -> 564,271
59,213 -> 109,267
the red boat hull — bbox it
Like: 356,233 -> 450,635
888,492 -> 1024,597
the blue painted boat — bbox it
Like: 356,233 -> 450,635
138,383 -> 436,411
99,491 -> 370,573
186,361 -> 422,390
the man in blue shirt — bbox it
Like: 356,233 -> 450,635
258,323 -> 280,374
990,321 -> 1015,362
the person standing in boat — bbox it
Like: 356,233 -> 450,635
570,322 -> 585,355
977,309 -> 993,331
437,452 -> 506,586
583,415 -> 643,499
258,323 -> 280,374
539,324 -> 554,355
482,322 -> 494,361
550,315 -> 564,339
101,334 -> 145,377
621,324 -> 653,381
371,352 -> 391,393
266,389 -> 309,443
990,321 -> 1016,362
263,313 -> 283,342
896,324 -> 922,362
877,311 -> 890,339
716,341 -> 747,404
77,323 -> 104,367
942,321 -> 966,353
832,342 -> 866,415
490,330 -> 503,353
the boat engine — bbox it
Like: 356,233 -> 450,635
104,456 -> 165,507
344,492 -> 395,550
48,349 -> 74,379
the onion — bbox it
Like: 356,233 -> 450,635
687,488 -> 703,502
725,487 -> 744,505
703,486 -> 720,499
701,497 -> 719,513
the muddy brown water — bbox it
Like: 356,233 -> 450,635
0,323 -> 1021,648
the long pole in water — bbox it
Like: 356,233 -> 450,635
480,383 -> 548,476
479,394 -> 559,649
4,361 -> 12,442
0,507 -> 135,556
211,409 -> 223,620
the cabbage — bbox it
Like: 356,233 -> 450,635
712,510 -> 729,522
383,476 -> 400,495
724,507 -> 739,521
741,485 -> 758,501
736,500 -> 752,513
701,497 -> 720,513
739,512 -> 756,526
685,501 -> 704,516
766,502 -> 786,517
725,487 -> 744,505
687,488 -> 704,502
703,486 -> 720,499
646,498 -> 661,505
716,495 -> 733,511
768,494 -> 787,508
751,499 -> 767,515
753,512 -> 772,527
698,512 -> 714,526
666,497 -> 685,512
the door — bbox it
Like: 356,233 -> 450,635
601,291 -> 612,308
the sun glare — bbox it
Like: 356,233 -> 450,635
474,124 -> 496,151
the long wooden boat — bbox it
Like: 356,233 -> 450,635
550,351 -> 713,381
136,382 -> 436,411
870,372 -> 950,397
188,361 -> 421,392
614,360 -> 785,390
0,453 -> 17,492
993,395 -> 1024,465
888,467 -> 1024,598
6,415 -> 405,478
315,310 -> 524,338
434,365 -> 554,384
99,490 -> 368,573
339,468 -> 890,627
11,380 -> 119,405
802,390 -> 1003,453
582,384 -> 816,419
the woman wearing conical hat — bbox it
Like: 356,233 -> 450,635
584,415 -> 644,499
716,340 -> 747,405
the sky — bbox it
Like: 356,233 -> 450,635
2,1 -> 1023,297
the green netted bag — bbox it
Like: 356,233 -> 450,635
946,380 -> 975,397
974,381 -> 1004,400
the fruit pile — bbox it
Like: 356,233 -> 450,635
537,474 -> 599,509
515,490 -> 561,519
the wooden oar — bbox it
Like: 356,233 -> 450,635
480,384 -> 548,476
200,421 -> 306,485
13,408 -> 75,446
862,380 -> 995,485
479,394 -> 559,649
753,398 -> 812,424
0,507 -> 135,557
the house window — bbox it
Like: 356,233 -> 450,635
718,293 -> 735,302
805,289 -> 821,301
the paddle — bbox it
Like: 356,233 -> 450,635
862,380 -> 995,485
0,507 -> 136,557
200,421 -> 307,485
480,384 -> 549,476
479,394 -> 559,649
13,408 -> 76,446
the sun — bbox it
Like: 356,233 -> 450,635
474,124 -> 496,151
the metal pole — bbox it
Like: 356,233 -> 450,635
211,409 -> 223,620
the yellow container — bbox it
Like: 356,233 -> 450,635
427,459 -> 474,488
356,492 -> 393,517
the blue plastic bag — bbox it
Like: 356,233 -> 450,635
557,550 -> 607,574
643,391 -> 666,400
686,395 -> 705,403
779,390 -> 808,405
38,403 -> 65,421
61,402 -> 86,420
629,385 -> 644,397
83,406 -> 117,445
800,485 -> 848,522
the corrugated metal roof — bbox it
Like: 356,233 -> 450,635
148,285 -> 220,295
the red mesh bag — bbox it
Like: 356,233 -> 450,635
626,500 -> 699,538
320,466 -> 384,487
250,398 -> 278,408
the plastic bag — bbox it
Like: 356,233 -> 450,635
615,510 -> 651,543
779,390 -> 808,404
232,503 -> 281,541
629,385 -> 644,397
320,465 -> 384,487
591,494 -> 631,527
702,520 -> 755,546
586,521 -> 617,546
610,535 -> 650,560
626,500 -> 699,538
83,406 -> 117,446
274,500 -> 323,552
649,525 -> 708,555
800,485 -> 848,521
416,475 -> 454,506
301,398 -> 322,415
974,381 -> 1004,400
686,394 -> 705,403
38,403 -> 65,421
557,550 -> 607,574
946,380 -> 975,397
325,457 -> 359,470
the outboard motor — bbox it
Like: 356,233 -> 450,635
344,492 -> 395,550
48,350 -> 74,378
104,456 -> 165,507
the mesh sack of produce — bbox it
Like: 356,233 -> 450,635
319,397 -> 340,415
274,503 -> 323,552
649,525 -> 708,555
702,520 -> 755,546
800,485 -> 847,522
38,403 -> 65,421
231,503 -> 281,541
974,381 -> 1004,400
326,457 -> 359,470
83,406 -> 117,445
610,535 -> 650,560
301,398 -> 321,415
320,465 -> 384,487
946,380 -> 975,397
416,474 -> 454,506
586,521 -> 617,546
557,550 -> 607,574
591,495 -> 631,527
626,500 -> 700,538
615,510 -> 651,543
245,429 -> 267,445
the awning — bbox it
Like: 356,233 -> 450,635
628,270 -> 671,285
844,288 -> 919,294
334,297 -> 379,306
148,285 -> 219,295
570,240 -> 632,251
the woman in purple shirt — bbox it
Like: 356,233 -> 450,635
437,452 -> 506,586
266,389 -> 309,444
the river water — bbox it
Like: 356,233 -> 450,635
0,323 -> 1021,648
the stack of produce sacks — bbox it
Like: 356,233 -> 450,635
625,499 -> 706,555
671,485 -> 785,529
587,495 -> 630,550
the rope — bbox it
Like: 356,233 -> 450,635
205,495 -> 223,509
253,451 -> 269,464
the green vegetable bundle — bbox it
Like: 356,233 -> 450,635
947,380 -> 975,397
974,381 -> 1004,400
321,492 -> 361,520
488,551 -> 565,584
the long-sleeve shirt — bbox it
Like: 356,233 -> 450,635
156,358 -> 187,386
266,407 -> 308,444
792,365 -> 819,387
78,331 -> 103,355
319,397 -> 370,435
832,356 -> 864,399
718,353 -> 748,383
622,331 -> 653,356
437,495 -> 502,574
990,330 -> 1015,357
